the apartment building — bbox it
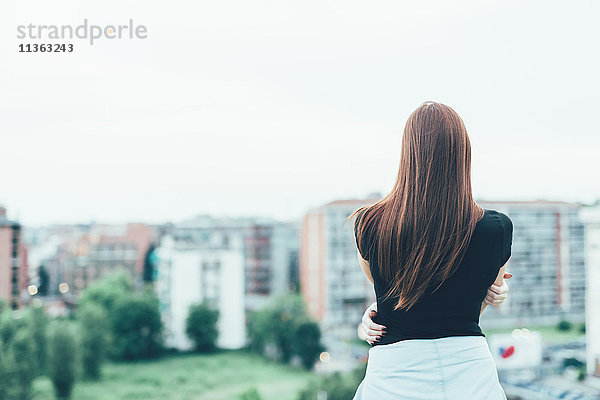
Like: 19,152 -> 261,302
155,234 -> 246,350
169,215 -> 298,311
26,223 -> 155,296
580,204 -> 600,377
300,197 -> 587,337
154,216 -> 299,349
299,195 -> 380,338
477,200 -> 586,329
0,206 -> 26,309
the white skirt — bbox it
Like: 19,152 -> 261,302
352,335 -> 506,400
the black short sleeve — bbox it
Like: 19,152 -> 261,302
500,213 -> 513,267
479,211 -> 513,287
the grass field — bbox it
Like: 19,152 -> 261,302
30,325 -> 585,400
483,323 -> 586,343
32,350 -> 316,400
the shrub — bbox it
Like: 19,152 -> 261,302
297,371 -> 357,400
185,302 -> 219,352
47,322 -> 78,399
109,292 -> 163,360
562,357 -> 584,369
557,320 -> 572,331
78,303 -> 109,380
239,387 -> 264,400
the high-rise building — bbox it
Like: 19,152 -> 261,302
580,204 -> 600,377
299,195 -> 380,338
477,201 -> 586,329
0,206 -> 26,309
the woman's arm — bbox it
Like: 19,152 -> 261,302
480,265 -> 510,315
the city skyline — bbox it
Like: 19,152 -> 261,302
2,0 -> 599,226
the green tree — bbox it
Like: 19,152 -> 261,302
246,307 -> 271,354
38,265 -> 50,296
109,292 -> 163,360
9,329 -> 37,400
23,304 -> 48,377
247,294 -> 323,368
47,322 -> 78,400
0,340 -> 9,400
185,302 -> 219,352
272,294 -> 304,363
78,303 -> 109,380
0,299 -> 8,313
142,243 -> 157,283
292,320 -> 325,370
0,307 -> 19,351
78,270 -> 133,314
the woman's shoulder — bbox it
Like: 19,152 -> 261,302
475,208 -> 513,264
476,209 -> 513,238
353,207 -> 375,262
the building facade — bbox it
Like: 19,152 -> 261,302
25,223 -> 155,296
580,204 -> 600,377
477,201 -> 586,329
0,206 -> 26,309
155,216 -> 299,350
299,197 -> 587,338
155,234 -> 246,350
169,215 -> 298,311
299,195 -> 380,339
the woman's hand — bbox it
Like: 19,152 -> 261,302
483,272 -> 512,306
359,301 -> 387,345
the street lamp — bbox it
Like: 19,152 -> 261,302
58,282 -> 69,294
27,284 -> 38,296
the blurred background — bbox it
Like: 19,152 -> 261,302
1,1 -> 599,399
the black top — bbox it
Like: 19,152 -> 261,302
354,208 -> 513,346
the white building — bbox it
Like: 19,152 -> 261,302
170,215 -> 298,312
155,234 -> 246,350
580,204 -> 600,377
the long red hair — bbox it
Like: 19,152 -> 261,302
348,101 -> 484,311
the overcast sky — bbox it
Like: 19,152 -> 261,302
1,0 -> 599,226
